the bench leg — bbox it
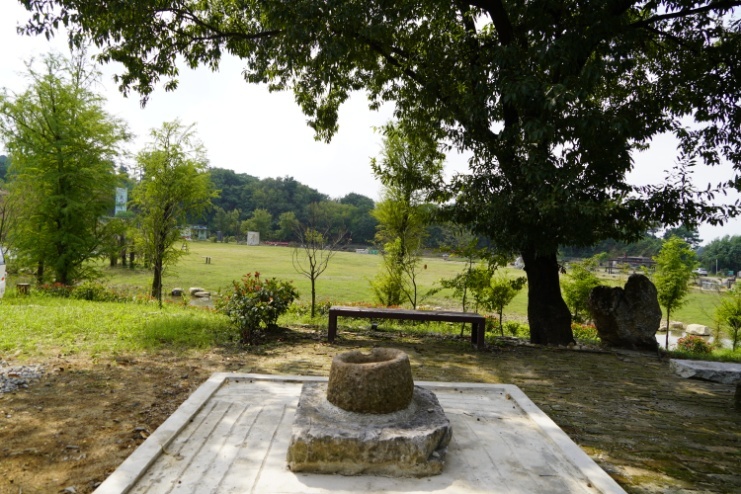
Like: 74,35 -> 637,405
328,312 -> 338,343
471,321 -> 485,350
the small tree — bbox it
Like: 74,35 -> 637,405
132,121 -> 213,306
653,236 -> 697,349
438,225 -> 480,313
292,205 -> 347,317
484,273 -> 527,336
715,286 -> 741,351
562,257 -> 602,322
371,124 -> 443,309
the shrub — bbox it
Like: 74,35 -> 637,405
485,318 -> 529,338
218,272 -> 298,345
677,335 -> 712,354
571,322 -> 600,343
70,281 -> 121,302
503,321 -> 526,337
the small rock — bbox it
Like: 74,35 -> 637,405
685,324 -> 712,336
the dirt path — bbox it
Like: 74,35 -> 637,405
0,327 -> 739,494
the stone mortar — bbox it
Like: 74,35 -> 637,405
327,347 -> 414,414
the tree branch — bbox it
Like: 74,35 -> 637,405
630,0 -> 741,29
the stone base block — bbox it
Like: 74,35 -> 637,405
287,383 -> 452,477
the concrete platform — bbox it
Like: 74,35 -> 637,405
670,359 -> 741,384
95,374 -> 626,494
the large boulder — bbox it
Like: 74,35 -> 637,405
588,274 -> 661,351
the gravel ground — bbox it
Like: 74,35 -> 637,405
0,359 -> 45,395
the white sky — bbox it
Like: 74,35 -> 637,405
1,3 -> 739,245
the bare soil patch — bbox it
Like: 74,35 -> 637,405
1,327 -> 739,494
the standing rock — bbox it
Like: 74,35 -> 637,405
588,274 -> 661,351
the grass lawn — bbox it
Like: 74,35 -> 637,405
4,240 -> 733,332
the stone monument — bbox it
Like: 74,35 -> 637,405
286,348 -> 452,477
588,274 -> 661,351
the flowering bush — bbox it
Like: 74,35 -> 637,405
676,335 -> 712,354
218,272 -> 298,345
571,322 -> 600,343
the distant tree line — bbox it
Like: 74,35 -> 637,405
205,168 -> 377,244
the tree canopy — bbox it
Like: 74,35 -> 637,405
0,52 -> 129,284
18,0 -> 741,344
132,120 -> 213,305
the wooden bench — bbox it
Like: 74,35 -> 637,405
328,306 -> 487,350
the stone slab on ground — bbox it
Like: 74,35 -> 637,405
670,359 -> 741,384
94,374 -> 626,494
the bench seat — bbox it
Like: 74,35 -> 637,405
328,305 -> 486,350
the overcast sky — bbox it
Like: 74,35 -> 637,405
1,3 -> 739,245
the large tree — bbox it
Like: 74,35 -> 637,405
19,1 -> 741,344
132,121 -> 213,306
0,52 -> 128,284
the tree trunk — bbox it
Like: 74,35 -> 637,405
151,258 -> 163,306
665,308 -> 671,349
311,277 -> 316,318
522,249 -> 574,345
36,261 -> 44,285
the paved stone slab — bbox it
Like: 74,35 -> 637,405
670,359 -> 741,384
95,374 -> 626,494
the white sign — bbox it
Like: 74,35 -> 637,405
115,187 -> 128,214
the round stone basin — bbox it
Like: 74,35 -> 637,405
327,347 -> 413,414
287,348 -> 452,477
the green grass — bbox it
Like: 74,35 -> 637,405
81,241 -> 529,312
4,242 -> 729,327
0,296 -> 230,357
3,241 -> 740,360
